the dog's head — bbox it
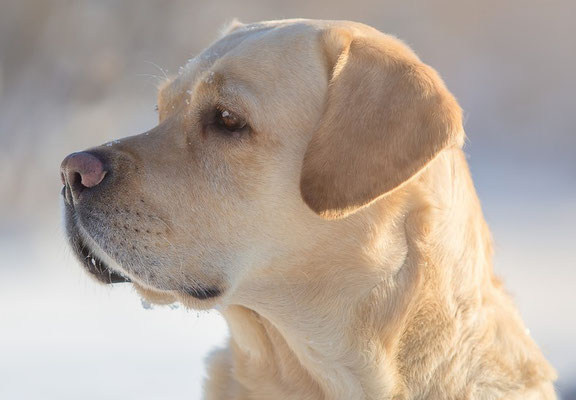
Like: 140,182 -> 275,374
61,19 -> 462,309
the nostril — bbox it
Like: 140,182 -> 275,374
71,171 -> 85,190
60,151 -> 107,203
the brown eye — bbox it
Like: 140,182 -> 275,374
215,109 -> 247,134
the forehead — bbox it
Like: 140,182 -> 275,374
158,21 -> 327,109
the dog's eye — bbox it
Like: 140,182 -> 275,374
215,109 -> 247,135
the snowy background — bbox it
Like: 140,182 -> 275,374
0,1 -> 574,399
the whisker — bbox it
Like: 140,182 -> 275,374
143,60 -> 169,80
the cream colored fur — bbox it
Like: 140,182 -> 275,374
74,19 -> 556,399
204,150 -> 557,399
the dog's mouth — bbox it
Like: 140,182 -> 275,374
63,202 -> 130,284
62,192 -> 223,301
71,232 -> 131,284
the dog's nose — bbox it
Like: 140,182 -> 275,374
60,152 -> 107,202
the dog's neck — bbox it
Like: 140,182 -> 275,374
216,149 -> 555,399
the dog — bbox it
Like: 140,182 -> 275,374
61,19 -> 557,399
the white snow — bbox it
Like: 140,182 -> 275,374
140,298 -> 153,310
105,139 -> 121,147
204,71 -> 215,84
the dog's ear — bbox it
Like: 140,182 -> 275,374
300,27 -> 464,219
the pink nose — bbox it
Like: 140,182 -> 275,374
60,152 -> 107,202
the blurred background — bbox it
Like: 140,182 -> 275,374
0,0 -> 574,399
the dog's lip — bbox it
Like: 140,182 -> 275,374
65,205 -> 131,284
64,202 -> 221,296
86,256 -> 131,284
77,234 -> 131,284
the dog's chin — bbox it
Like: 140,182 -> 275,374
133,283 -> 223,310
67,229 -> 224,308
133,283 -> 178,305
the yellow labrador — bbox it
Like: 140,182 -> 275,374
61,19 -> 557,399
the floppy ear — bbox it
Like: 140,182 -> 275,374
300,27 -> 464,219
